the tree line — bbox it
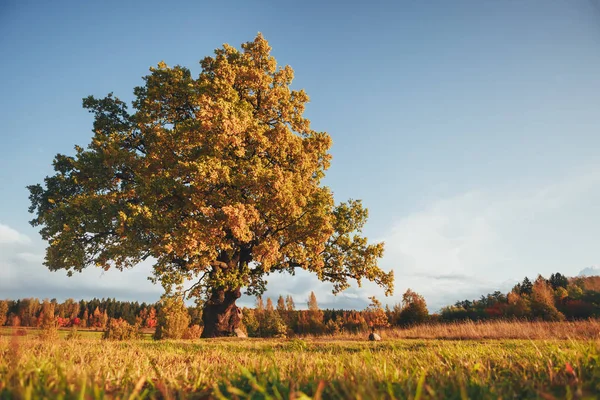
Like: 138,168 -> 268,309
1,272 -> 599,338
0,291 -> 415,336
439,273 -> 600,322
0,298 -> 161,329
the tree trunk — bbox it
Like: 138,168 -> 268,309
201,287 -> 246,338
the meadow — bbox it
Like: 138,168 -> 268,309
1,321 -> 600,399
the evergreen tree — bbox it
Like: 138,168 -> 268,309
285,295 -> 295,311
266,298 -> 274,312
307,291 -> 319,311
549,273 -> 568,290
519,277 -> 533,296
256,296 -> 265,313
276,295 -> 286,312
306,291 -> 324,333
262,300 -> 287,338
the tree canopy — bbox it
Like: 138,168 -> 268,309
28,34 -> 393,311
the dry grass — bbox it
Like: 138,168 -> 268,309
1,320 -> 600,399
313,319 -> 600,341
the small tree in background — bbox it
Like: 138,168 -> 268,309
154,296 -> 191,340
507,291 -> 531,318
65,325 -> 81,340
276,296 -> 286,312
90,307 -> 104,329
80,309 -> 89,328
531,276 -> 564,321
103,318 -> 141,340
285,295 -> 295,312
549,273 -> 568,290
266,298 -> 275,312
397,289 -> 429,327
307,291 -> 319,311
242,307 -> 259,337
307,291 -> 324,334
364,296 -> 390,329
39,299 -> 59,340
145,307 -> 157,328
554,287 -> 568,302
283,295 -> 297,331
262,303 -> 288,338
256,296 -> 265,313
101,310 -> 109,328
253,296 -> 265,337
276,295 -> 289,327
567,282 -> 584,299
516,277 -> 534,296
325,316 -> 343,335
183,324 -> 203,339
0,300 -> 8,326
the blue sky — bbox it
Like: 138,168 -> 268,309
1,0 -> 600,311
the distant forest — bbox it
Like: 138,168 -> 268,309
1,273 -> 599,337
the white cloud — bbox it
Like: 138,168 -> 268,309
0,223 -> 163,302
15,252 -> 43,263
0,223 -> 30,245
377,165 -> 600,310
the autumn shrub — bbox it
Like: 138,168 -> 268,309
325,317 -> 343,335
242,308 -> 260,337
242,307 -> 287,337
65,325 -> 81,340
103,318 -> 141,340
531,277 -> 565,321
364,296 -> 390,328
154,296 -> 190,340
262,312 -> 288,338
183,324 -> 202,339
39,300 -> 59,340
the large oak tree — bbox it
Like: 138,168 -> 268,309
27,34 -> 394,337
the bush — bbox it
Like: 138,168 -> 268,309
65,325 -> 82,340
103,318 -> 142,340
325,318 -> 343,335
39,327 -> 59,341
39,300 -> 59,340
262,311 -> 288,338
154,296 -> 191,340
183,324 -> 203,339
242,308 -> 260,337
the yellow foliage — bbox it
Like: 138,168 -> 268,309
28,34 -> 393,304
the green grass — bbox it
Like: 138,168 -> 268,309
1,334 -> 600,399
0,327 -> 154,340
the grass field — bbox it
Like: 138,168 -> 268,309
0,327 -> 155,341
2,324 -> 600,400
